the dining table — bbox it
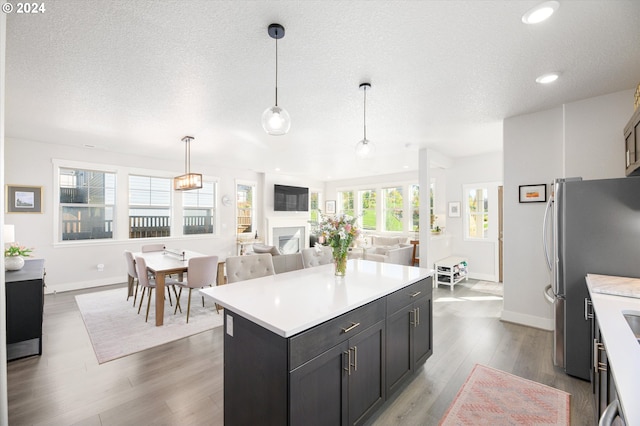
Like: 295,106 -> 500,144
133,249 -> 206,326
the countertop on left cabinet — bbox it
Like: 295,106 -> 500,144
5,258 -> 45,361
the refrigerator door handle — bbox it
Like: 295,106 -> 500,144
542,195 -> 553,271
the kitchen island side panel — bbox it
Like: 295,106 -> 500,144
223,310 -> 288,426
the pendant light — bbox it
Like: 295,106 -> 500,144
262,23 -> 291,136
355,83 -> 375,158
174,136 -> 203,191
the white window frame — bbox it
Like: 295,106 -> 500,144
236,180 -> 257,237
462,182 -> 500,242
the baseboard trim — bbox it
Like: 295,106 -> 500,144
468,272 -> 497,282
46,276 -> 123,294
500,309 -> 553,331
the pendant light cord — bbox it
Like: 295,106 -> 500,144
363,86 -> 367,142
275,36 -> 279,107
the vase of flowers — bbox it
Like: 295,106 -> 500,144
319,213 -> 360,277
4,243 -> 32,271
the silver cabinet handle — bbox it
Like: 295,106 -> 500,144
416,307 -> 420,326
351,346 -> 357,372
344,350 -> 351,376
341,322 -> 361,334
584,298 -> 593,320
410,308 -> 416,326
409,291 -> 422,298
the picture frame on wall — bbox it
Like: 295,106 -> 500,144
6,185 -> 43,213
325,200 -> 336,214
519,184 -> 547,203
448,201 -> 461,217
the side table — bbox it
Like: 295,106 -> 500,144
5,258 -> 45,361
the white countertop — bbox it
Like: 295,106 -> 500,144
586,274 -> 640,425
201,259 -> 433,338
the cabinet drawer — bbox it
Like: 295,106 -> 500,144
289,298 -> 385,370
386,277 -> 431,315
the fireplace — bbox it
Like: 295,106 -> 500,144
272,226 -> 305,254
267,217 -> 309,254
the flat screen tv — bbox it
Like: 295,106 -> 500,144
274,184 -> 309,212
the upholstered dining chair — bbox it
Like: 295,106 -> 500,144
173,255 -> 219,323
225,254 -> 275,284
124,250 -> 139,306
141,243 -> 166,252
301,246 -> 333,268
134,255 -> 180,323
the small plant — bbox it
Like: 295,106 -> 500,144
4,243 -> 32,257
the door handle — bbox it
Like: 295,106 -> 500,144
350,346 -> 357,372
584,298 -> 593,320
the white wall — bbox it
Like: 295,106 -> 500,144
502,89 -> 635,330
4,137 -> 261,293
446,152 -> 503,281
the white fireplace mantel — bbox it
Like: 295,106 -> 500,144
266,216 -> 310,251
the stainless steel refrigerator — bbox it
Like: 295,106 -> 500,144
543,176 -> 640,380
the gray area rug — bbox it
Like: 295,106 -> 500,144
75,287 -> 223,364
470,281 -> 504,297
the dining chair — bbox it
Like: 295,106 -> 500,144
124,250 -> 139,306
225,254 -> 275,283
141,243 -> 166,252
301,246 -> 333,268
134,255 -> 180,323
139,243 -> 175,306
173,255 -> 219,323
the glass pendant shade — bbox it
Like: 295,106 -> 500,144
355,138 -> 375,159
174,173 -> 203,191
262,105 -> 291,135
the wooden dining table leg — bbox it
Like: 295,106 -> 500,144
155,272 -> 165,326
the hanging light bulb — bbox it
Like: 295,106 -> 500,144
262,23 -> 291,135
355,83 -> 375,158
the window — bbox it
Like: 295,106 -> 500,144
382,186 -> 404,232
410,184 -> 419,232
465,186 -> 488,239
310,191 -> 321,223
129,175 -> 172,239
339,191 -> 355,217
59,168 -> 116,241
358,189 -> 377,230
183,181 -> 216,235
237,183 -> 255,235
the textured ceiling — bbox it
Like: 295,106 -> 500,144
5,1 -> 640,180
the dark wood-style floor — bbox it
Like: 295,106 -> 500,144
7,280 -> 595,425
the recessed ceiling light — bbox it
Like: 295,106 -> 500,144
522,1 -> 559,24
536,72 -> 560,84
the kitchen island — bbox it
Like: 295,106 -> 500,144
201,259 -> 434,426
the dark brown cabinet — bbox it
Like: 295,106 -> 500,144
5,258 -> 45,361
385,278 -> 433,396
591,312 -> 623,424
223,276 -> 432,426
624,107 -> 640,176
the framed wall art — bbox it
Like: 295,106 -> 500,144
325,200 -> 336,214
448,201 -> 461,217
6,185 -> 43,213
519,184 -> 547,203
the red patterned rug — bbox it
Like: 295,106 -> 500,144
440,364 -> 570,425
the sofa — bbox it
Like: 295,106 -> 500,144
363,236 -> 414,266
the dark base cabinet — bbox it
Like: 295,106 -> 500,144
5,259 -> 45,361
223,276 -> 432,426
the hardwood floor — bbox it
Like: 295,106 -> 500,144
7,280 -> 595,425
